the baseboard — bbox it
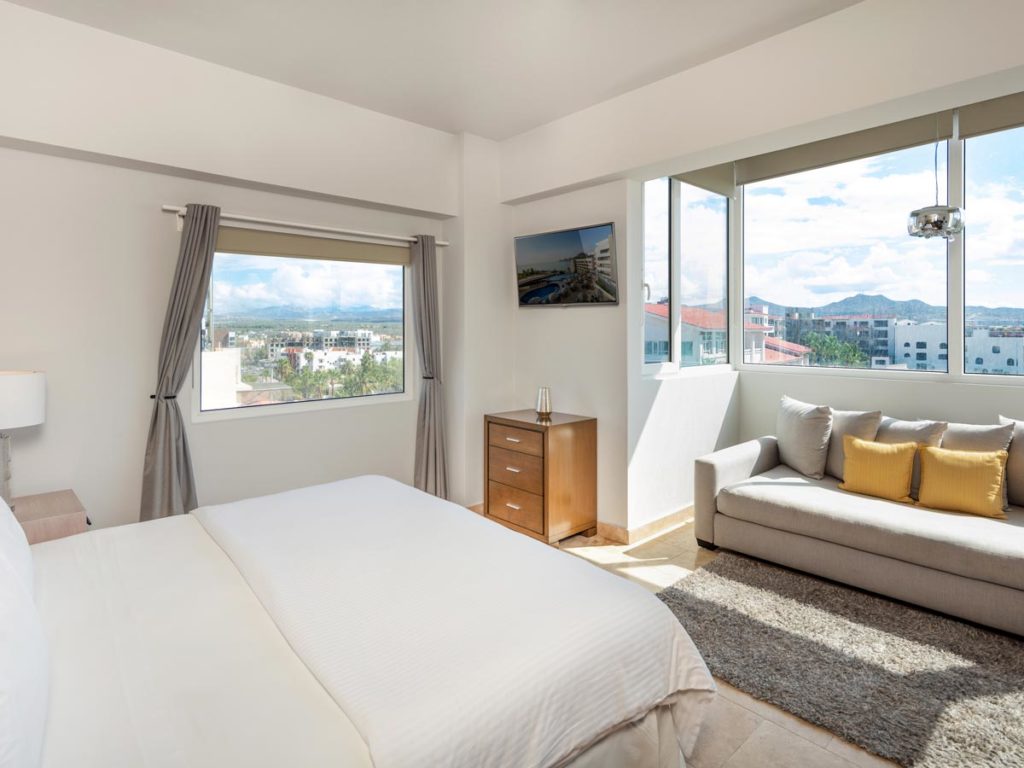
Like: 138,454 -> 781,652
598,506 -> 693,545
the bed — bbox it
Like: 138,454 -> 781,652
5,475 -> 715,768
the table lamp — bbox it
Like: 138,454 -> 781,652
0,371 -> 46,505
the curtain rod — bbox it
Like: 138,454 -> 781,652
160,205 -> 449,247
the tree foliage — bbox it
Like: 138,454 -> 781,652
802,331 -> 868,368
275,352 -> 402,400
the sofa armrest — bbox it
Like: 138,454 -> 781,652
693,437 -> 780,546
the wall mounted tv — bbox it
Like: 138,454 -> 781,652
514,222 -> 618,307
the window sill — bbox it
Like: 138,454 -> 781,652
191,388 -> 414,424
736,362 -> 1024,387
641,362 -> 735,381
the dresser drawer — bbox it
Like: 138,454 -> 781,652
488,446 -> 543,494
488,482 -> 544,534
489,423 -> 543,457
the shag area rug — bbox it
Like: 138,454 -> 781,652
657,553 -> 1024,767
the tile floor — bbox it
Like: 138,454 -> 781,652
560,518 -> 897,768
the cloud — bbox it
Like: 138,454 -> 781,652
739,133 -> 1024,309
210,254 -> 403,312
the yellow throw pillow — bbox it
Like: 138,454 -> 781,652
917,446 -> 1008,519
839,435 -> 916,503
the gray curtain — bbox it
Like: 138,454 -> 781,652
140,204 -> 220,521
411,235 -> 449,499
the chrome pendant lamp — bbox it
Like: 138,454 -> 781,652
908,110 -> 964,239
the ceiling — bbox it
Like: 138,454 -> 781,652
11,0 -> 861,140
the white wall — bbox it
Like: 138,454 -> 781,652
0,1 -> 459,217
625,185 -> 739,529
505,181 -> 630,527
739,370 -> 1024,440
441,134 -> 516,505
0,146 -> 442,528
500,0 -> 1024,202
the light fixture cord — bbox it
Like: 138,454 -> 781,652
934,140 -> 939,206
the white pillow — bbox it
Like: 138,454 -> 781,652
0,497 -> 33,598
0,552 -> 49,768
776,396 -> 833,479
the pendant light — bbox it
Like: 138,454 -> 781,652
908,110 -> 964,239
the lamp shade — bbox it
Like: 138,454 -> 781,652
0,371 -> 46,429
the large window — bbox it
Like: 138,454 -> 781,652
199,247 -> 405,413
642,177 -> 729,369
744,143 -> 948,371
964,125 -> 1024,376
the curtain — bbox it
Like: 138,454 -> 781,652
140,204 -> 220,521
411,235 -> 449,499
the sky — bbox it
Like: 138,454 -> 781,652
515,223 -> 613,271
209,253 -> 403,313
645,124 -> 1024,311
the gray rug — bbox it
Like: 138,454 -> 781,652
657,553 -> 1024,767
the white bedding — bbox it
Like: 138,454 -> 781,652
194,475 -> 715,768
32,515 -> 373,768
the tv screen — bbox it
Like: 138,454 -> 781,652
514,223 -> 617,307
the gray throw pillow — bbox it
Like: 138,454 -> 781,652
826,409 -> 883,480
777,396 -> 833,479
876,417 -> 948,498
942,422 -> 1014,511
999,416 -> 1024,507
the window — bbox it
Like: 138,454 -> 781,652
744,143 -> 948,370
965,124 -> 1024,376
976,357 -> 985,365
939,353 -> 948,360
643,178 -> 670,364
939,342 -> 948,350
679,181 -> 728,367
642,177 -> 729,369
199,236 -> 406,413
1010,358 -> 1017,367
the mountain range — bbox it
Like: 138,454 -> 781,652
745,293 -> 1024,326
218,305 -> 402,323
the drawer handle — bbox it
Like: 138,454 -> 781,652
505,436 -> 521,443
505,503 -> 522,510
504,466 -> 521,474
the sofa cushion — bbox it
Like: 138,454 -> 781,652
876,417 -> 947,498
826,409 -> 882,481
942,422 -> 1014,510
717,464 -> 1024,591
776,396 -> 832,479
999,415 -> 1024,507
917,446 -> 1008,519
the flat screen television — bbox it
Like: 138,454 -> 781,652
514,222 -> 617,307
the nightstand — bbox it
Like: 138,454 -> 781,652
11,489 -> 89,544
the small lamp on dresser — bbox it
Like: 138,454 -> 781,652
0,371 -> 46,505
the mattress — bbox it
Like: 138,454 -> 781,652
32,475 -> 714,767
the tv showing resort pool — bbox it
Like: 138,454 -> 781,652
514,223 -> 618,306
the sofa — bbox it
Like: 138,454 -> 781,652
694,435 -> 1024,636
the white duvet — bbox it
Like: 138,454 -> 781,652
194,475 -> 715,768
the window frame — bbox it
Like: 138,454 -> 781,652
190,252 -> 415,424
642,177 -> 732,378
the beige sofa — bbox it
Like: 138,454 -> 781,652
694,436 -> 1024,636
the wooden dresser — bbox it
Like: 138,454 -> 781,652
484,410 -> 597,544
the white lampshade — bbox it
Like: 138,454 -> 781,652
0,371 -> 46,429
